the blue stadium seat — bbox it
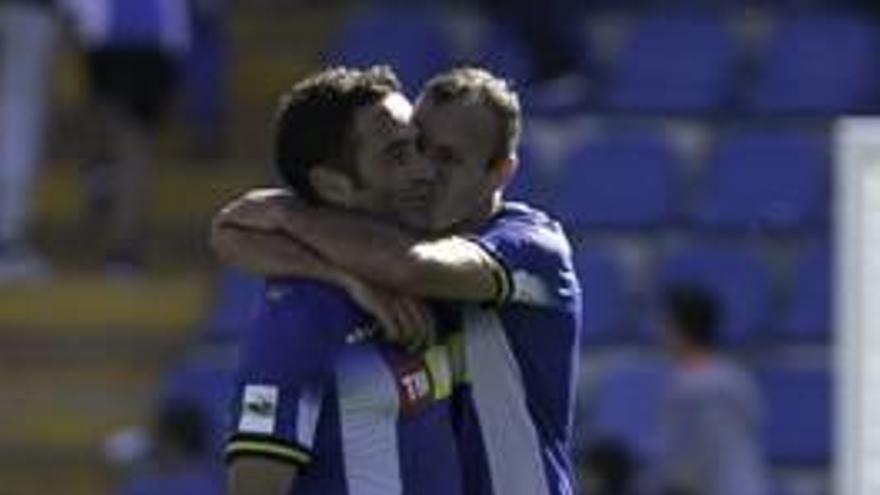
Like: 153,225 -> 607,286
748,15 -> 878,113
552,132 -> 679,229
758,365 -> 832,466
587,361 -> 668,459
657,243 -> 772,345
326,6 -> 455,91
780,242 -> 831,342
506,140 -> 557,209
202,268 -> 264,342
473,23 -> 534,85
694,130 -> 829,232
574,246 -> 627,344
606,15 -> 736,112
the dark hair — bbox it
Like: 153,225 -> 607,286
421,67 -> 521,165
581,439 -> 636,495
663,285 -> 721,349
274,66 -> 402,203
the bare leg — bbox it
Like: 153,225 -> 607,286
104,102 -> 151,270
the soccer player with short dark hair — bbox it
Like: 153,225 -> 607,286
221,66 -> 462,495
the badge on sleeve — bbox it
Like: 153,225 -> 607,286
239,384 -> 279,434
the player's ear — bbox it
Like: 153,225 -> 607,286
490,154 -> 518,190
310,165 -> 355,206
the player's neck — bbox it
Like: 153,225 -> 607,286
455,192 -> 503,233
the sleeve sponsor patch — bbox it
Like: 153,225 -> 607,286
238,384 -> 279,434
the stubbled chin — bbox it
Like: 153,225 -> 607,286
389,207 -> 431,231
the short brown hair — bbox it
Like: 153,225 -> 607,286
421,67 -> 521,164
274,66 -> 401,203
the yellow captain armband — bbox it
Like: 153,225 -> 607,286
424,344 -> 454,400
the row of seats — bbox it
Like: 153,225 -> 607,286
329,6 -> 880,113
602,14 -> 877,113
584,360 -> 832,466
580,241 -> 830,345
510,127 -> 830,232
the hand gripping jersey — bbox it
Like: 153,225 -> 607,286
226,279 -> 463,495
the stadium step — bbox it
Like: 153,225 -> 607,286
0,278 -> 204,495
0,351 -> 171,495
30,159 -> 263,268
0,460 -> 114,495
0,272 -> 211,330
33,160 -> 264,230
0,273 -> 209,488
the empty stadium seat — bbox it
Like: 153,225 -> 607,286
758,365 -> 832,465
574,246 -> 627,344
694,130 -> 829,231
552,132 -> 679,229
748,15 -> 878,113
505,140 -> 557,209
657,243 -> 772,344
473,23 -> 534,85
606,15 -> 736,112
326,6 -> 455,91
780,242 -> 831,342
586,361 -> 668,459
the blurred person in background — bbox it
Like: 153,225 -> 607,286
0,0 -> 57,282
648,286 -> 770,495
214,66 -> 582,495
118,400 -> 224,495
64,0 -> 190,275
578,439 -> 638,495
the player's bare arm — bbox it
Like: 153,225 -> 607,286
228,457 -> 298,495
211,203 -> 436,348
216,188 -> 505,304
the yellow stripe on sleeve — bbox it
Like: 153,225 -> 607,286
425,344 -> 453,400
226,440 -> 312,465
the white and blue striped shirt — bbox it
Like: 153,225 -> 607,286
451,202 -> 582,495
227,279 -> 463,495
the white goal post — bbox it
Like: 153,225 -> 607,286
835,118 -> 880,495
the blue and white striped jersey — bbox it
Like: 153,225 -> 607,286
226,279 -> 462,495
452,202 -> 582,495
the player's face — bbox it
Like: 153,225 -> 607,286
414,99 -> 500,232
348,93 -> 435,229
